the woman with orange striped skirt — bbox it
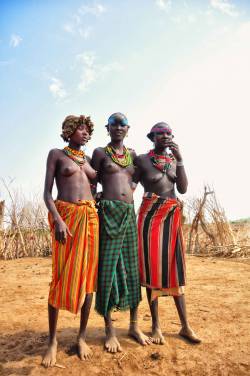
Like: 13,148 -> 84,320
42,115 -> 99,367
134,122 -> 201,345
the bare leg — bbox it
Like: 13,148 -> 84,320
104,312 -> 122,353
77,293 -> 93,360
128,305 -> 152,345
174,295 -> 201,343
146,288 -> 165,344
42,303 -> 58,367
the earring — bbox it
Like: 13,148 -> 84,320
126,133 -> 128,137
107,131 -> 110,136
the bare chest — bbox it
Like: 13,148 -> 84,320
102,155 -> 135,176
141,158 -> 176,185
58,156 -> 89,179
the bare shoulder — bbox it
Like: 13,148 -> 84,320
128,147 -> 137,160
85,155 -> 91,163
134,153 -> 149,166
92,147 -> 106,157
47,148 -> 63,160
91,147 -> 107,169
137,153 -> 149,159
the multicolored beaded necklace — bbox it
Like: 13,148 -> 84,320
148,149 -> 174,173
105,144 -> 132,168
63,146 -> 86,167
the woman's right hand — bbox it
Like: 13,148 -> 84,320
54,218 -> 72,244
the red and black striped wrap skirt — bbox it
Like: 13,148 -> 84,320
137,193 -> 186,298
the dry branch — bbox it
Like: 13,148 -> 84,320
0,178 -> 50,260
185,185 -> 249,258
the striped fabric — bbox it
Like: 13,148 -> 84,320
48,200 -> 99,314
137,193 -> 186,298
95,200 -> 142,317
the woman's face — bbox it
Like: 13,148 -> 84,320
153,127 -> 173,148
108,122 -> 129,142
70,124 -> 90,145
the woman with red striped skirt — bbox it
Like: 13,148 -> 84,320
134,122 -> 201,345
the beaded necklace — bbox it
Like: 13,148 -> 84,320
148,149 -> 174,173
105,144 -> 132,168
63,146 -> 86,167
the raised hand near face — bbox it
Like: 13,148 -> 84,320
166,140 -> 183,162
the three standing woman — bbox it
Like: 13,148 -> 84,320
42,113 -> 200,367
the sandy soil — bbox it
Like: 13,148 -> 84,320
0,256 -> 249,376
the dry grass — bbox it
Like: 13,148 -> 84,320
184,186 -> 250,258
0,178 -> 51,260
0,228 -> 51,259
0,180 -> 249,260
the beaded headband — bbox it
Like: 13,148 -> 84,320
147,124 -> 173,140
149,127 -> 172,134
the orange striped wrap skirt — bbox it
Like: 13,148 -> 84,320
48,200 -> 99,314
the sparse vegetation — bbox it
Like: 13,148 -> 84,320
0,179 -> 50,260
0,180 -> 249,260
183,186 -> 250,258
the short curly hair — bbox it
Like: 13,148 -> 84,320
61,115 -> 94,142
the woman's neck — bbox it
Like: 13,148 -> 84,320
109,140 -> 124,153
154,146 -> 167,155
68,141 -> 81,151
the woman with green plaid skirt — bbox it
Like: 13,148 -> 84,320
91,113 -> 151,353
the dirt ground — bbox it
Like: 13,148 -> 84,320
0,255 -> 249,376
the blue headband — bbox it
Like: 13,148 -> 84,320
108,114 -> 128,127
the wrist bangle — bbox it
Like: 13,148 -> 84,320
176,161 -> 184,167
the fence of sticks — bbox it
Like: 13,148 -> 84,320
0,181 -> 249,260
0,180 -> 51,260
184,186 -> 250,258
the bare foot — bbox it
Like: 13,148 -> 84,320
179,327 -> 201,344
78,337 -> 92,360
151,326 -> 166,345
41,340 -> 57,368
128,325 -> 152,346
105,327 -> 122,353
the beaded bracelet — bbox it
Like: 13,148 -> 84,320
176,161 -> 184,167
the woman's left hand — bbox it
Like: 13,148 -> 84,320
167,141 -> 183,162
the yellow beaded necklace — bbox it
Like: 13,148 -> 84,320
63,146 -> 86,167
105,144 -> 132,168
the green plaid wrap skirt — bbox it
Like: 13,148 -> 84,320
95,200 -> 142,316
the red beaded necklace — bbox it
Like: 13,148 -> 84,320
148,149 -> 174,173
